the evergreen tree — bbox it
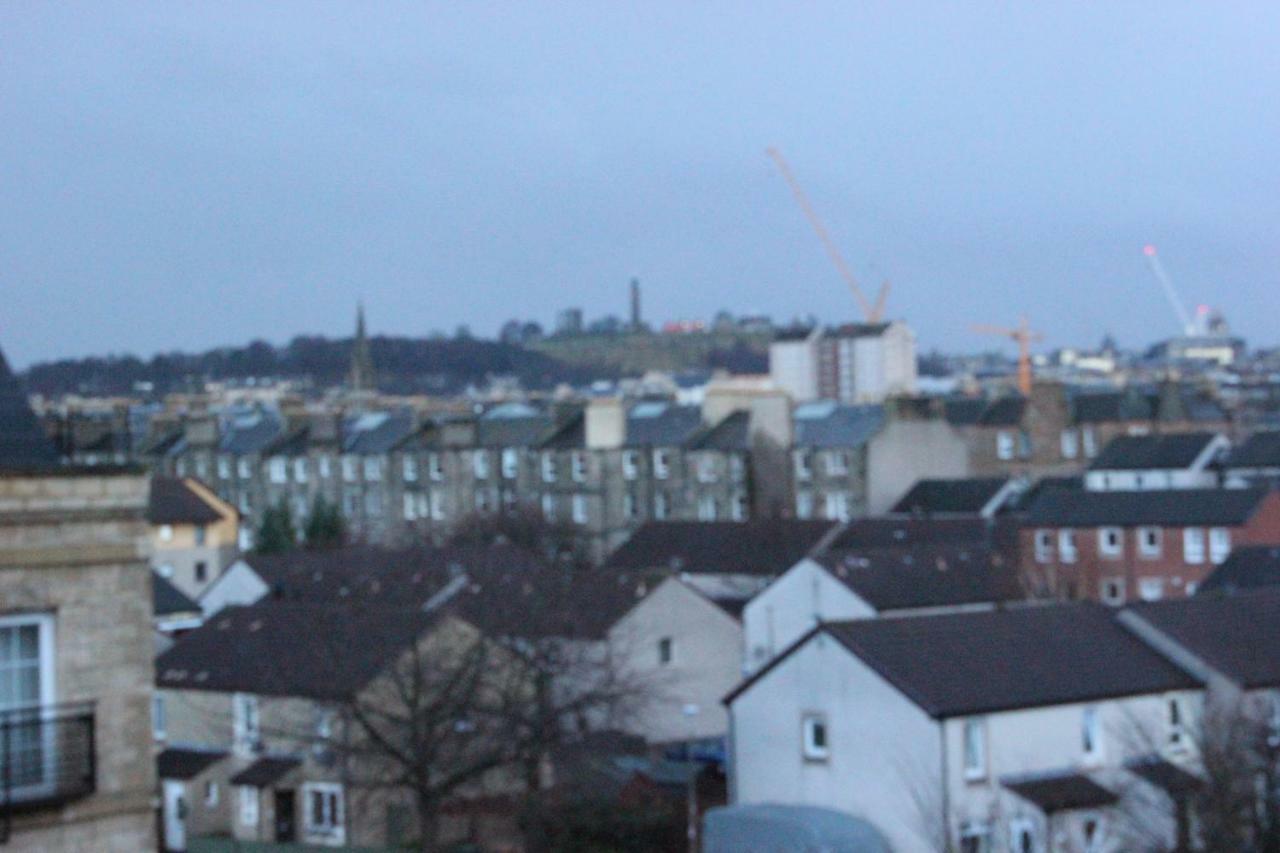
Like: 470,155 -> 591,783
255,499 -> 297,554
303,495 -> 345,549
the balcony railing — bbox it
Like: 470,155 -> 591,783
0,701 -> 96,839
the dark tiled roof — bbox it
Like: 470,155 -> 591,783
827,322 -> 890,338
539,412 -> 586,450
140,430 -> 184,458
687,411 -> 749,451
624,403 -> 703,447
148,476 -> 225,525
999,476 -> 1082,514
1198,546 -> 1280,595
824,517 -> 990,551
772,326 -> 817,343
262,427 -> 310,457
1089,432 -> 1219,471
1225,431 -> 1280,469
815,545 -> 1020,613
890,478 -> 1011,515
943,398 -> 987,427
219,415 -> 283,455
0,346 -> 59,470
156,603 -> 440,700
977,396 -> 1026,427
1023,488 -> 1269,528
605,520 -> 836,577
1070,391 -> 1153,424
820,604 -> 1198,717
793,403 -> 884,449
342,410 -> 416,454
1126,588 -> 1280,689
1126,756 -> 1201,795
1003,772 -> 1118,814
477,413 -> 553,448
230,756 -> 301,787
153,572 -> 201,617
157,747 -> 227,780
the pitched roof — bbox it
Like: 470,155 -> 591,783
1088,432 -> 1219,471
977,396 -> 1026,427
942,398 -> 988,427
1126,589 -> 1280,689
219,414 -> 283,455
1023,487 -> 1270,528
814,545 -> 1019,613
0,346 -> 59,470
230,756 -> 301,788
539,411 -> 586,450
1197,546 -> 1280,595
1002,771 -> 1118,814
155,602 -> 440,700
476,411 -> 553,448
818,604 -> 1197,717
148,476 -> 225,525
624,403 -> 703,447
1070,390 -> 1154,424
153,572 -> 202,617
157,747 -> 227,780
342,410 -> 416,454
793,403 -> 884,449
687,411 -> 750,451
824,517 -> 990,551
605,520 -> 836,577
1225,431 -> 1280,470
890,478 -> 1012,516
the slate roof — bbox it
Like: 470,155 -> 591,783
157,747 -> 227,780
476,412 -> 553,448
1225,431 -> 1280,470
977,396 -> 1026,427
0,346 -> 59,470
1126,756 -> 1201,795
156,603 -> 441,700
342,410 -> 416,454
1022,487 -> 1269,528
1197,546 -> 1280,595
219,414 -> 283,455
824,517 -> 990,551
890,478 -> 1011,516
942,398 -> 987,427
687,411 -> 750,451
230,756 -> 301,787
1126,588 -> 1280,689
605,520 -> 837,577
808,604 -> 1197,717
539,412 -> 586,450
153,572 -> 202,617
1070,390 -> 1154,424
1003,772 -> 1118,814
148,476 -> 225,525
262,427 -> 310,457
792,403 -> 885,449
624,403 -> 703,447
1088,432 -> 1219,471
814,545 -> 1020,613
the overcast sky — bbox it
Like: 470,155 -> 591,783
3,3 -> 1278,367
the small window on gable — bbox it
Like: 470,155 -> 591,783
801,713 -> 829,761
657,637 -> 673,665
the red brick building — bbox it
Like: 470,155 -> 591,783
1018,487 -> 1280,604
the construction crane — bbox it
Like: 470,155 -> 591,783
1142,245 -> 1196,336
766,147 -> 889,323
973,317 -> 1044,396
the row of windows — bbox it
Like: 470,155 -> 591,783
795,491 -> 855,521
1034,526 -> 1231,565
994,427 -> 1100,462
793,450 -> 856,480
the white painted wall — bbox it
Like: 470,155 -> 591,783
729,633 -> 941,852
198,559 -> 269,616
769,338 -> 820,403
866,419 -> 970,515
741,559 -> 874,674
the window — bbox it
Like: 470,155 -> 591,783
473,451 -> 490,480
428,453 -> 444,481
960,822 -> 991,853
623,492 -> 638,520
1060,429 -> 1079,459
825,492 -> 850,522
363,457 -> 383,481
364,491 -> 382,516
541,453 -> 556,483
963,718 -> 986,780
541,494 -> 556,522
341,456 -> 357,482
571,494 -> 588,525
1100,578 -> 1125,606
175,458 -> 188,477
653,449 -> 671,480
1137,526 -> 1162,558
795,491 -> 814,520
303,783 -> 344,840
1209,527 -> 1231,564
317,455 -> 331,479
571,451 -> 588,483
293,458 -> 308,483
1018,430 -> 1033,459
654,491 -> 669,520
1034,530 -> 1054,563
801,714 -> 829,761
341,492 -> 358,517
1083,426 -> 1098,458
158,524 -> 174,542
0,614 -> 54,797
152,694 -> 167,739
402,455 -> 418,482
658,637 -> 673,665
204,781 -> 219,807
403,493 -> 418,521
430,491 -> 446,521
1098,527 -> 1122,558
237,492 -> 251,514
1081,817 -> 1102,853
1139,578 -> 1165,601
217,456 -> 231,479
235,785 -> 258,826
730,454 -> 746,481
1009,819 -> 1035,853
194,525 -> 207,546
237,458 -> 252,479
697,496 -> 717,521
474,489 -> 492,515
1058,529 -> 1077,563
731,491 -> 748,521
501,448 -> 519,479
195,561 -> 208,583
232,693 -> 260,755
824,450 -> 848,476
1183,528 -> 1205,564
1082,706 -> 1102,763
622,450 -> 640,480
697,454 -> 717,483
1168,697 -> 1186,749
793,450 -> 811,480
996,431 -> 1015,460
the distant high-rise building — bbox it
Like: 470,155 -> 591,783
630,277 -> 642,331
351,303 -> 375,392
770,321 -> 918,404
556,308 -> 584,336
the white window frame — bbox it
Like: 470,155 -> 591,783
152,694 -> 167,740
302,782 -> 345,842
217,456 -> 231,479
402,493 -> 418,521
204,780 -> 219,807
1137,526 -> 1163,559
158,524 -> 174,542
293,457 -> 308,483
801,713 -> 829,762
1034,529 -> 1054,563
428,453 -> 444,482
1208,527 -> 1231,564
1008,818 -> 1036,853
996,430 -> 1015,461
1139,577 -> 1165,601
317,455 -> 331,479
238,785 -> 259,827
1100,577 -> 1125,606
653,449 -> 671,480
623,491 -> 638,520
362,456 -> 383,482
1082,705 -> 1103,764
622,450 -> 640,480
1058,529 -> 1077,563
541,493 -> 556,522
960,821 -> 992,853
267,457 -> 287,484
402,455 -> 418,483
1083,426 -> 1098,458
0,614 -> 57,780
962,718 -> 986,781
501,448 -> 519,480
824,450 -> 848,476
1183,528 -> 1205,564
1098,527 -> 1122,558
824,492 -> 850,522
430,490 -> 446,521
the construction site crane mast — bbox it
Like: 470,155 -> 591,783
973,316 -> 1044,396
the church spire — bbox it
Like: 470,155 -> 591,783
350,303 -> 374,393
